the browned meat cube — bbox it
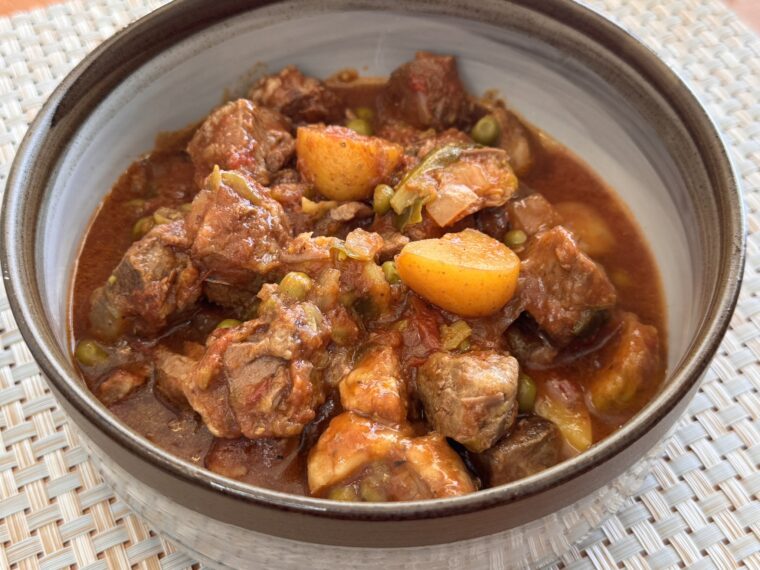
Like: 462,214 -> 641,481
520,226 -> 617,345
186,169 -> 290,285
339,338 -> 407,425
589,312 -> 660,413
178,284 -> 333,440
248,65 -> 344,124
224,351 -> 319,438
154,347 -> 195,407
506,194 -> 561,237
416,350 -> 519,452
476,416 -> 562,485
220,285 -> 332,438
187,99 -> 294,186
202,280 -> 261,320
89,221 -> 202,340
307,412 -> 475,501
378,52 -> 470,131
96,368 -> 149,405
154,346 -> 241,438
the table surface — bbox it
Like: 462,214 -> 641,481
0,1 -> 758,569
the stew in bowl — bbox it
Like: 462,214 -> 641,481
71,52 -> 665,502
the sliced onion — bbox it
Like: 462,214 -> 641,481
425,183 -> 479,227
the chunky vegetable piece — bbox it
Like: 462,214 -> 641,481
308,412 -> 475,500
555,202 -> 615,257
396,228 -> 521,317
338,338 -> 407,425
589,313 -> 660,413
390,144 -> 518,228
535,378 -> 593,453
296,125 -> 403,201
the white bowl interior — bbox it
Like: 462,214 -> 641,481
41,6 -> 698,378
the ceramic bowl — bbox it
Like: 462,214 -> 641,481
0,0 -> 744,568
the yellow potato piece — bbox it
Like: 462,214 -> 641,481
396,228 -> 520,317
535,388 -> 592,453
296,125 -> 403,201
555,201 -> 615,258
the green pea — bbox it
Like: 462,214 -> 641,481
216,318 -> 241,330
471,114 -> 501,146
355,107 -> 375,121
382,260 -> 400,284
517,373 -> 537,413
346,118 -> 373,136
279,271 -> 313,301
132,216 -> 155,240
504,229 -> 527,249
373,184 -> 394,216
75,339 -> 109,367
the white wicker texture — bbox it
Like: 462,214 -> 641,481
0,0 -> 757,568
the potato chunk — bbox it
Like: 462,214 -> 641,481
554,201 -> 615,258
534,377 -> 592,453
396,228 -> 520,317
307,412 -> 475,500
296,125 -> 403,201
589,312 -> 660,413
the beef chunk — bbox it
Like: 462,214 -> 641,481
114,150 -> 197,205
187,99 -> 294,186
378,52 -> 470,131
202,280 -> 261,320
307,412 -> 475,500
589,312 -> 660,413
506,194 -> 561,237
476,416 -> 562,485
186,169 -> 290,285
179,284 -> 334,439
221,285 -> 332,438
505,320 -> 559,368
339,337 -> 407,425
223,350 -> 319,438
416,350 -> 519,452
520,226 -> 617,345
89,221 -> 202,340
248,66 -> 344,124
154,346 -> 195,406
96,368 -> 149,405
154,346 -> 241,438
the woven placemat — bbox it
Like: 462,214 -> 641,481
0,0 -> 758,568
